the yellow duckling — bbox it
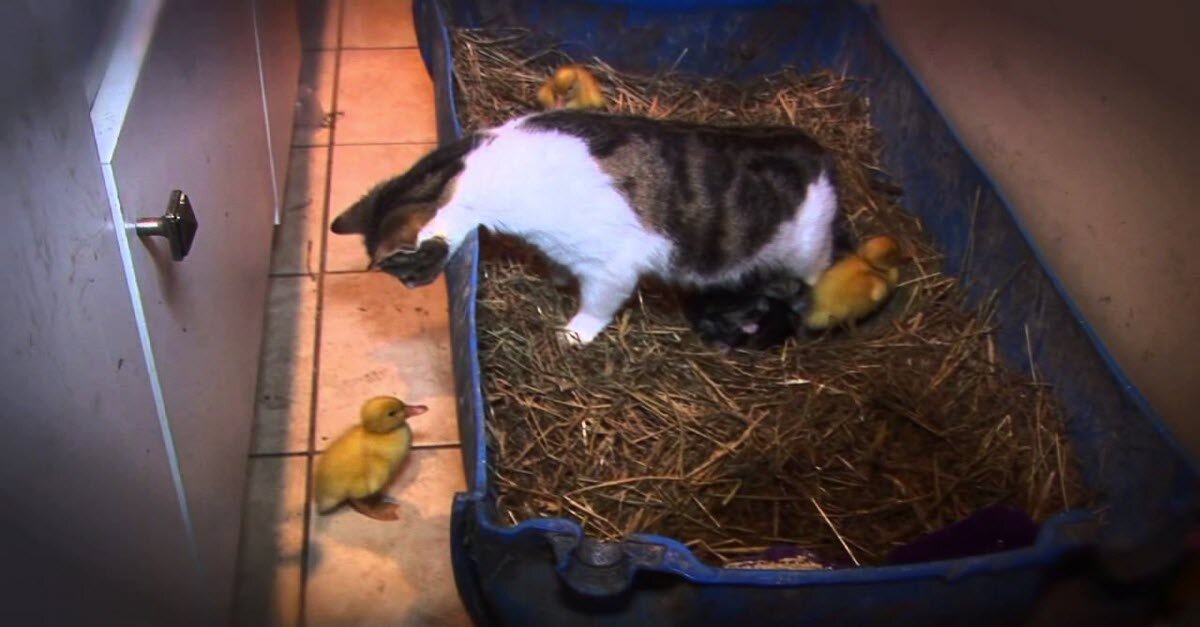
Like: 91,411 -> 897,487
804,235 -> 906,331
314,396 -> 427,520
536,65 -> 606,110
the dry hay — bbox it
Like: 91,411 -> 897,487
453,28 -> 1087,567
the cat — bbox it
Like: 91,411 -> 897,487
330,110 -> 841,345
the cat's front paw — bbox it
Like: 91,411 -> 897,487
558,313 -> 608,346
555,327 -> 588,347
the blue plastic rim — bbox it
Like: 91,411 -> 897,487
411,0 -> 1199,623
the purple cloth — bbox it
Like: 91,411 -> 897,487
886,505 -> 1040,565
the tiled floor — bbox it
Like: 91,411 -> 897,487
234,1 -> 471,624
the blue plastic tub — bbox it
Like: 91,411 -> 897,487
412,1 -> 1199,623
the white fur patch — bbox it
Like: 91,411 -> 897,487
419,117 -> 673,275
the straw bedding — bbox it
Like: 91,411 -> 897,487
451,29 -> 1087,567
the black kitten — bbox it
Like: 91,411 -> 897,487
682,209 -> 855,351
683,277 -> 809,351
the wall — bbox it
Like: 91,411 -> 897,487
870,0 -> 1200,455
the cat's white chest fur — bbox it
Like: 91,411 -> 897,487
418,117 -> 837,344
429,119 -> 674,275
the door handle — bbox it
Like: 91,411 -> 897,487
136,190 -> 198,261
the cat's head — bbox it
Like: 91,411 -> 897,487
329,136 -> 481,287
330,185 -> 449,288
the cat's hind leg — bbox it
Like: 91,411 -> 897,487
797,234 -> 834,286
559,266 -> 638,345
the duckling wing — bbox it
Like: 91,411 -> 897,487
577,89 -> 606,109
573,71 -> 605,109
314,431 -> 370,511
804,308 -> 835,330
885,266 -> 900,287
806,265 -> 892,329
868,274 -> 891,303
355,428 -> 414,495
356,456 -> 395,498
805,271 -> 851,329
536,82 -> 558,109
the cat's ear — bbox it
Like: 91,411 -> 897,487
330,199 -> 369,234
368,211 -> 423,267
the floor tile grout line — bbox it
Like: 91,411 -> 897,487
306,42 -> 416,52
340,45 -> 420,51
321,268 -> 369,275
272,268 -> 373,279
248,450 -> 311,459
291,140 -> 438,149
330,140 -> 439,147
250,442 -> 464,461
411,442 -> 466,451
299,3 -> 345,624
304,46 -> 424,52
310,443 -> 463,455
296,157 -> 328,627
269,271 -> 318,279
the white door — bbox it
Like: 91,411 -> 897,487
92,0 -> 283,620
1,2 -> 199,623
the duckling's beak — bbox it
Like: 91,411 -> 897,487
404,404 -> 429,418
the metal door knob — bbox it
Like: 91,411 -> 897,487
136,190 -> 198,261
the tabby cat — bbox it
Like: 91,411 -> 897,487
330,110 -> 841,345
